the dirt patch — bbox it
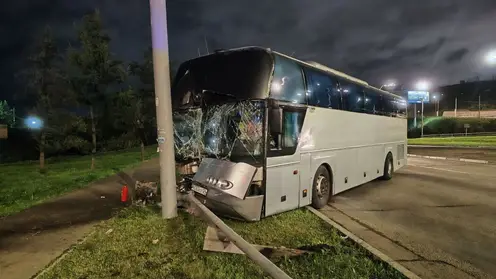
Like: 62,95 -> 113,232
0,158 -> 159,279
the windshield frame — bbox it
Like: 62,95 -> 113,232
171,48 -> 274,109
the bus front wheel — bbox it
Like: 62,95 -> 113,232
381,153 -> 394,180
311,165 -> 332,209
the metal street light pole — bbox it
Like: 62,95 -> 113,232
433,95 -> 439,117
454,97 -> 457,117
149,0 -> 177,219
413,103 -> 417,127
478,94 -> 481,119
437,99 -> 440,116
421,99 -> 424,137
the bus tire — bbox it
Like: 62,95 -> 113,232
381,153 -> 394,180
311,165 -> 332,209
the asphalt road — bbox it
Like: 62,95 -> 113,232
326,157 -> 496,279
408,146 -> 496,163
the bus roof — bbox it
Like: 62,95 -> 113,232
191,46 -> 404,100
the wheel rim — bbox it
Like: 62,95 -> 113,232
316,175 -> 329,199
387,159 -> 392,175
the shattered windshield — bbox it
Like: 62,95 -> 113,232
173,100 -> 264,164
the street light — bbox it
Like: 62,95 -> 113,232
380,81 -> 396,90
478,50 -> 496,118
24,116 -> 43,130
485,50 -> 496,66
432,94 -> 440,116
415,80 -> 430,91
414,80 -> 430,137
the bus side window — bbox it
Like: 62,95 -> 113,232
364,90 -> 381,114
305,68 -> 340,109
382,95 -> 395,116
270,55 -> 306,104
269,109 -> 305,156
395,97 -> 407,117
340,81 -> 363,112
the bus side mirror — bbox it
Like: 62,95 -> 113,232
269,108 -> 283,134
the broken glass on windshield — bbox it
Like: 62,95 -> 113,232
173,100 -> 264,163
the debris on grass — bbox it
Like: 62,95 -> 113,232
134,181 -> 158,206
38,207 -> 406,279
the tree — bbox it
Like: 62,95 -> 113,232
129,47 -> 178,93
68,10 -> 125,169
24,27 -> 86,171
113,87 -> 148,161
128,48 -> 158,140
0,101 -> 14,127
128,47 -> 177,141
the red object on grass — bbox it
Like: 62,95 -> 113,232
121,185 -> 129,202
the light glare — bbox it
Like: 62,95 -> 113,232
415,80 -> 430,91
25,116 -> 43,130
486,50 -> 496,65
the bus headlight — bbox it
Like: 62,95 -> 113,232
216,179 -> 234,190
205,176 -> 233,190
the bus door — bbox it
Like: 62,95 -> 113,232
265,105 -> 306,216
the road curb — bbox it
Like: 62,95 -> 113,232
407,154 -> 489,164
408,145 -> 496,150
306,206 -> 421,279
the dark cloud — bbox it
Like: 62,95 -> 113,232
2,0 -> 496,103
445,48 -> 469,64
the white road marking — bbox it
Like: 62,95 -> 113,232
460,158 -> 489,164
407,154 -> 488,164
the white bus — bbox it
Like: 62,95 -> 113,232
172,47 -> 407,221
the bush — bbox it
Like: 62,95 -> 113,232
407,117 -> 496,137
99,134 -> 141,152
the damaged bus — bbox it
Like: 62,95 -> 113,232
172,47 -> 407,221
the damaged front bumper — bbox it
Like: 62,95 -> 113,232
181,158 -> 264,222
193,188 -> 264,222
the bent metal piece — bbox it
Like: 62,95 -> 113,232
203,226 -> 314,261
187,194 -> 293,279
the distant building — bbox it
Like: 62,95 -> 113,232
437,79 -> 496,112
401,79 -> 496,118
442,110 -> 496,118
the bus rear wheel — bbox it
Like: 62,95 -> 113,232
381,153 -> 394,180
311,166 -> 331,209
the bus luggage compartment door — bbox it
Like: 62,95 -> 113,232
265,158 -> 300,216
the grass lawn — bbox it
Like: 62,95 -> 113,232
39,207 -> 404,279
408,136 -> 496,147
0,146 -> 158,217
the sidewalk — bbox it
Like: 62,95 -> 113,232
0,158 -> 160,279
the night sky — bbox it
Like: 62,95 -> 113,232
2,0 -> 496,104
